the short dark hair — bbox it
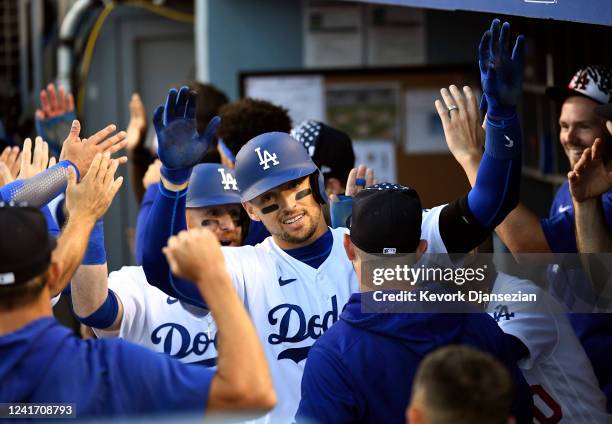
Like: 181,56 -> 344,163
0,272 -> 47,311
412,345 -> 513,424
216,98 -> 292,155
183,81 -> 229,134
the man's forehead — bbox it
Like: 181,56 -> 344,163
560,96 -> 602,121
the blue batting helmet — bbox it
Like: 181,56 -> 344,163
186,164 -> 241,208
234,132 -> 327,204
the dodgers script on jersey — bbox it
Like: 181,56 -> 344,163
488,273 -> 609,423
94,266 -> 218,367
219,207 -> 447,422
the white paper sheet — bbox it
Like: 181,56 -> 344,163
304,2 -> 364,68
353,140 -> 397,183
244,75 -> 325,125
367,6 -> 425,66
404,89 -> 447,153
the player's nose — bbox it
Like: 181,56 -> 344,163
277,189 -> 298,210
217,213 -> 236,231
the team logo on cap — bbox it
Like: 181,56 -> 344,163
217,168 -> 238,191
383,248 -> 397,255
569,66 -> 612,104
255,147 -> 280,170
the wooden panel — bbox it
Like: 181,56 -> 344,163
397,148 -> 471,208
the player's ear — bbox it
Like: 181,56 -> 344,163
343,234 -> 356,261
242,201 -> 261,222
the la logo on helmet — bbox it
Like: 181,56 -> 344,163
218,168 -> 238,190
255,147 -> 279,170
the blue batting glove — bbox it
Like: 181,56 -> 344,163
478,19 -> 525,119
153,86 -> 221,184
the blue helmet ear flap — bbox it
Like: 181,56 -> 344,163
310,170 -> 328,204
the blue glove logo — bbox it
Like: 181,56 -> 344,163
153,86 -> 221,184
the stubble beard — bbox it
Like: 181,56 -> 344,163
276,209 -> 321,246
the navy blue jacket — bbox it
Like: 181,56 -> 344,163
0,317 -> 213,417
296,292 -> 533,424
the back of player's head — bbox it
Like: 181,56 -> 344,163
0,204 -> 56,311
409,345 -> 514,424
350,183 -> 422,256
291,120 -> 355,188
183,81 -> 228,134
234,132 -> 326,204
217,98 -> 292,157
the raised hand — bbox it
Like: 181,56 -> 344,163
436,85 -> 485,166
153,86 -> 220,184
35,83 -> 76,154
478,19 -> 524,117
17,137 -> 56,180
344,165 -> 375,197
568,139 -> 612,202
0,162 -> 13,187
0,145 -> 21,181
65,152 -> 124,222
142,159 -> 161,189
163,227 -> 226,284
126,93 -> 148,152
59,120 -> 127,178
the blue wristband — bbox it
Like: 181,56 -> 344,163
83,220 -> 106,265
484,114 -> 521,159
160,164 -> 193,185
57,159 -> 80,182
486,100 -> 516,120
77,289 -> 119,329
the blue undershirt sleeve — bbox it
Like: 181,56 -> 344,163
41,205 -> 60,238
134,183 -> 159,265
141,183 -> 203,305
467,113 -> 522,229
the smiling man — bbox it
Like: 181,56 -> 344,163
143,19 -> 529,422
70,163 -> 245,368
448,64 -> 612,412
494,65 -> 612,255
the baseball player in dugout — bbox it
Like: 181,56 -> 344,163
0,152 -> 274,417
139,18 -> 529,422
448,62 -> 612,412
295,183 -> 533,424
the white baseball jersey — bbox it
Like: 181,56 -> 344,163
221,207 -> 446,423
87,206 -> 445,422
488,272 -> 609,423
94,266 -> 218,366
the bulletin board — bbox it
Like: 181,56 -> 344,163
240,65 -> 479,208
